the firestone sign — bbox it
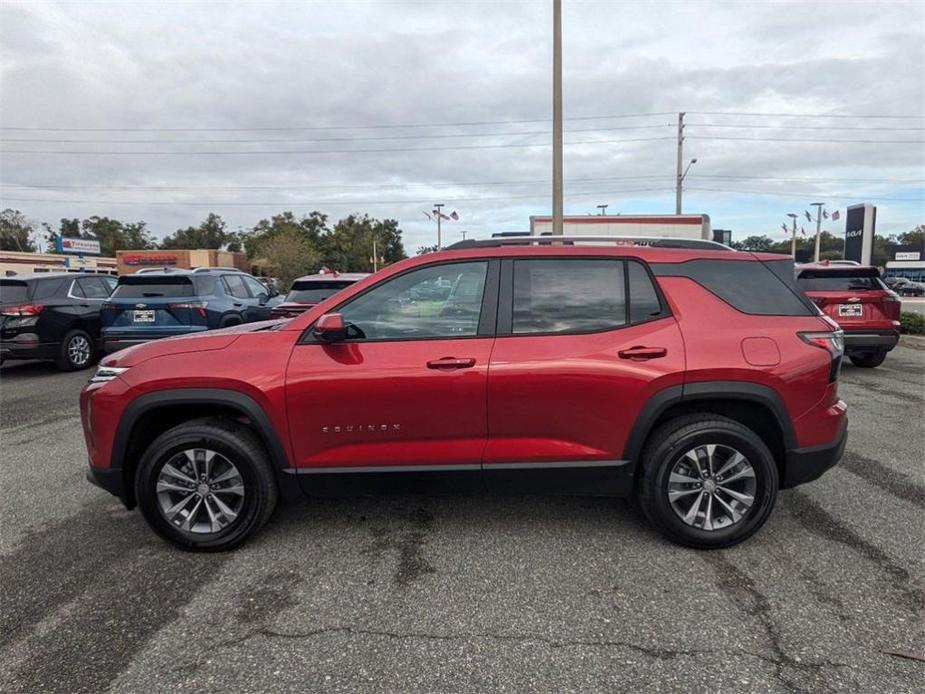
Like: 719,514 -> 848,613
57,236 -> 102,255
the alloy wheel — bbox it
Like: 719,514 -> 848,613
667,444 -> 757,531
68,335 -> 91,367
155,448 -> 246,535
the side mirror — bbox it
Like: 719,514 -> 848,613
268,287 -> 279,298
257,292 -> 269,305
314,312 -> 346,342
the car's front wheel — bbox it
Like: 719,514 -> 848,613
637,414 -> 779,549
135,418 -> 278,551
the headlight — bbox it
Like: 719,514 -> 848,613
89,365 -> 129,383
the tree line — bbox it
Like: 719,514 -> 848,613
0,208 -> 407,289
733,226 -> 924,266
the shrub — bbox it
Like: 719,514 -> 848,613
900,311 -> 925,335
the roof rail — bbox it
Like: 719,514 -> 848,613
445,235 -> 734,251
134,267 -> 176,274
192,266 -> 240,272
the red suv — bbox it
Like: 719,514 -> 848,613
795,262 -> 900,368
81,239 -> 847,551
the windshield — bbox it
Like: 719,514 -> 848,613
797,271 -> 885,292
112,277 -> 195,298
0,280 -> 30,305
286,280 -> 354,304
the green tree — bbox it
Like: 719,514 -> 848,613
416,244 -> 439,255
733,235 -> 775,252
255,230 -> 322,290
897,225 -> 924,247
245,211 -> 328,258
323,214 -> 407,272
160,212 -> 229,250
0,209 -> 37,252
80,216 -> 154,256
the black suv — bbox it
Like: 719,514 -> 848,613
1,273 -> 117,370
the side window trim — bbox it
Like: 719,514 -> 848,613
299,258 -> 500,344
67,279 -> 85,299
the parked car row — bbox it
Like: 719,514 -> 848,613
1,268 -> 367,371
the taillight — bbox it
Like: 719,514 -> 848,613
168,301 -> 209,318
799,328 -> 844,382
0,304 -> 45,316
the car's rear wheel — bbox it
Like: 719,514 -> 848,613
637,414 -> 778,549
849,351 -> 886,368
56,328 -> 94,371
135,418 -> 278,552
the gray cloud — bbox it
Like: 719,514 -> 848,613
1,0 -> 923,251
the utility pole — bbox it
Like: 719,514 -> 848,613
460,230 -> 468,241
787,213 -> 799,258
433,203 -> 445,250
675,112 -> 685,214
810,202 -> 825,262
552,0 -> 563,235
596,204 -> 608,216
372,237 -> 378,272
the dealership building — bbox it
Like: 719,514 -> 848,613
883,244 -> 925,282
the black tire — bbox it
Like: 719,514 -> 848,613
637,414 -> 779,549
220,315 -> 243,328
56,328 -> 95,371
849,352 -> 886,368
135,417 -> 278,552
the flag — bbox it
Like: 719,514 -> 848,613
450,211 -> 459,220
423,211 -> 432,221
805,211 -> 812,222
800,226 -> 806,236
823,209 -> 829,219
831,210 -> 841,221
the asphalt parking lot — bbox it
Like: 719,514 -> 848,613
1,345 -> 923,693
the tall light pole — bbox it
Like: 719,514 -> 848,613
674,112 -> 686,214
787,213 -> 799,258
552,0 -> 563,235
810,202 -> 825,262
433,203 -> 445,250
596,204 -> 608,216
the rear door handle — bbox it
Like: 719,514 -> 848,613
618,346 -> 667,360
427,357 -> 476,370
233,302 -> 243,307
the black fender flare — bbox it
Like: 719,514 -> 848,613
112,388 -> 300,503
622,381 -> 797,464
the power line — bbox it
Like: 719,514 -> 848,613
0,174 -> 675,191
0,187 -> 675,207
686,111 -> 925,120
0,136 -> 676,155
685,187 -> 924,202
0,111 -> 676,133
688,136 -> 925,144
688,123 -> 925,132
0,123 -> 673,145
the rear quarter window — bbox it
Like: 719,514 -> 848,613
652,259 -> 815,316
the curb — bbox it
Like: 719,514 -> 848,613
899,334 -> 925,350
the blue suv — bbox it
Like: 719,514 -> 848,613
101,268 -> 280,353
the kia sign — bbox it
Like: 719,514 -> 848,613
844,204 -> 876,266
56,236 -> 102,255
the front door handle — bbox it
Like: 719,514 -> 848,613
427,357 -> 476,370
233,302 -> 243,307
618,346 -> 667,360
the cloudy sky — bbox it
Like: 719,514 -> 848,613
1,0 -> 923,252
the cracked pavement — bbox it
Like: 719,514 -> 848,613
1,343 -> 923,692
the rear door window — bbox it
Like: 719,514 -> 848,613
628,261 -> 664,323
77,277 -> 112,299
512,258 -> 626,334
111,277 -> 195,298
221,275 -> 250,299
